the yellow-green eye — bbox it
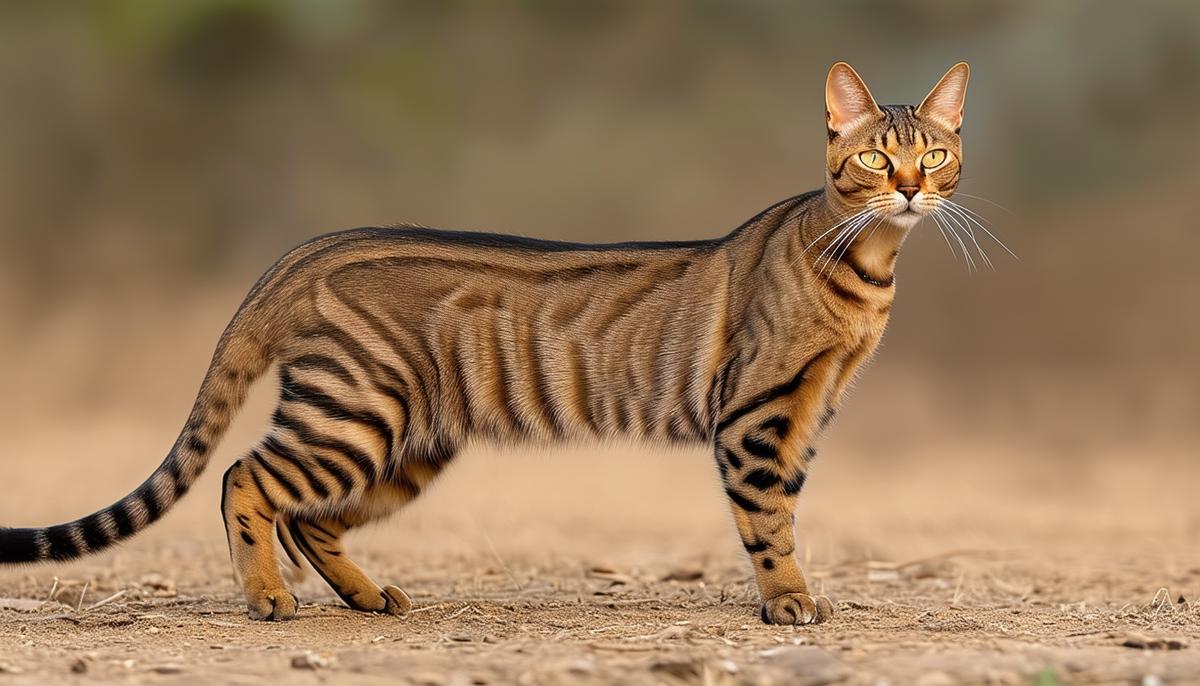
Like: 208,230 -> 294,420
921,149 -> 948,169
857,150 -> 888,170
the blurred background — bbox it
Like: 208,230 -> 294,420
1,0 -> 1198,552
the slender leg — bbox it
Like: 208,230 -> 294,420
221,458 -> 300,621
714,349 -> 841,624
280,454 -> 453,615
284,510 -> 412,615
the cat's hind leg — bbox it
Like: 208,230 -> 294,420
281,454 -> 453,615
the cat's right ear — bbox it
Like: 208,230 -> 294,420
825,62 -> 880,138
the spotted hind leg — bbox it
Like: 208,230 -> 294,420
221,458 -> 300,621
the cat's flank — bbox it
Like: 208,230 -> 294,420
1,62 -> 969,625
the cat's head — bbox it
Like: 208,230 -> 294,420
824,62 -> 969,229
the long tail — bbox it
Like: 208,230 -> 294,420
0,322 -> 274,564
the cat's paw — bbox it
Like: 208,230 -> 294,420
340,584 -> 412,615
247,588 -> 299,621
380,585 -> 413,615
760,592 -> 834,625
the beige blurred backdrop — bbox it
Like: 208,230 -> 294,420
0,0 -> 1197,536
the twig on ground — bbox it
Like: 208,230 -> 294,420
75,581 -> 90,612
85,590 -> 128,612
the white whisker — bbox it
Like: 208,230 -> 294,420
940,204 -> 993,270
933,209 -> 975,271
953,192 -> 1016,217
943,199 -> 1018,259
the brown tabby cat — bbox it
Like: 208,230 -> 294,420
1,62 -> 969,625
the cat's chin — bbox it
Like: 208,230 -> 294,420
885,210 -> 923,230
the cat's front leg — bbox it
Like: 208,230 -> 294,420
715,438 -> 834,625
713,350 -> 841,625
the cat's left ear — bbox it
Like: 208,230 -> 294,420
917,62 -> 970,131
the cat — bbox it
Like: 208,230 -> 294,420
1,62 -> 969,625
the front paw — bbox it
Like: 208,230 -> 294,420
760,592 -> 834,625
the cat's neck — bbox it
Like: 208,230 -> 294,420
796,191 -> 909,286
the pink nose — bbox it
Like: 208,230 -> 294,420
897,185 -> 919,200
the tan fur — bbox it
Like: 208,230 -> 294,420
1,62 -> 969,626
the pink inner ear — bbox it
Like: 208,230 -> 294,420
827,65 -> 878,133
919,67 -> 968,129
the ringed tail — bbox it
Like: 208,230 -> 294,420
0,324 -> 274,564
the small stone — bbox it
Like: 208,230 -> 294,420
1121,633 -> 1188,650
70,658 -> 88,674
290,652 -> 337,670
661,567 -> 704,582
754,646 -> 852,686
409,672 -> 448,686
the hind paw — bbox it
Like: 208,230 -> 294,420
247,588 -> 299,621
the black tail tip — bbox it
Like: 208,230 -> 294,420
0,527 -> 44,564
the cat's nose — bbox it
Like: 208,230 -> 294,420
897,185 -> 919,201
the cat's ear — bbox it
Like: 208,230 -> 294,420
825,62 -> 880,137
917,62 -> 970,131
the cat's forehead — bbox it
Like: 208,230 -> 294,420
833,104 -> 959,153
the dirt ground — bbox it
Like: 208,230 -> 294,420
1,356 -> 1198,685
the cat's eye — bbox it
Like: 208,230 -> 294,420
921,149 -> 948,170
857,150 -> 889,170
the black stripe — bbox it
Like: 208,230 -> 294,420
164,459 -> 184,500
743,468 -> 781,491
251,450 -> 304,502
307,521 -> 338,542
449,339 -> 476,434
276,522 -> 305,567
245,463 -> 279,511
273,409 -> 378,483
303,321 -> 377,382
743,538 -> 770,554
721,447 -> 742,470
110,501 -> 136,538
567,342 -> 599,433
284,354 -> 357,386
186,435 -> 209,454
288,521 -> 355,606
240,531 -> 256,546
344,298 -> 437,413
313,455 -> 355,495
759,416 -> 790,438
137,482 -> 162,523
79,513 -> 110,552
525,332 -> 563,436
782,471 -> 807,496
491,317 -> 535,436
742,435 -> 779,460
716,349 -> 831,435
280,369 -> 394,459
819,407 -> 837,430
44,524 -> 79,561
829,155 -> 852,181
263,435 -> 330,499
725,487 -> 762,513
